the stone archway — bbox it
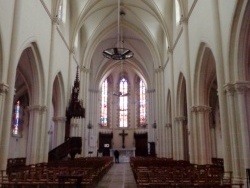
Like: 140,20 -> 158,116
49,73 -> 66,150
10,44 -> 45,164
192,43 -> 222,165
175,73 -> 189,161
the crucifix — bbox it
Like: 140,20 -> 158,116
119,130 -> 128,148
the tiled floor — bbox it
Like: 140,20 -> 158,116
96,162 -> 138,188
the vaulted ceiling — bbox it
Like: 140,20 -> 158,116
66,0 -> 177,87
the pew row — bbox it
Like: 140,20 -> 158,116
0,157 -> 113,188
130,157 -> 244,188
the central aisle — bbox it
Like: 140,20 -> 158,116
96,163 -> 138,188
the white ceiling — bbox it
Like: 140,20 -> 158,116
68,0 -> 175,86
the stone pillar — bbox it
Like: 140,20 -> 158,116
165,123 -> 173,158
80,67 -> 90,157
235,81 -> 250,178
191,106 -> 199,164
88,89 -> 99,155
211,0 -> 232,172
53,116 -> 66,147
168,48 -> 177,160
26,105 -> 47,164
0,83 -> 9,144
0,1 -> 21,170
224,83 -> 241,179
39,105 -> 47,163
147,89 -> 156,142
43,17 -> 58,163
174,116 -> 186,160
197,106 -> 212,164
155,67 -> 165,157
181,17 -> 193,164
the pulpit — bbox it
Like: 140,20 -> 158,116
110,148 -> 135,163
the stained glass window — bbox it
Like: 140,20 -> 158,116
119,78 -> 128,127
12,101 -> 23,137
139,80 -> 146,125
100,79 -> 108,126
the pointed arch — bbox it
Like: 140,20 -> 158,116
229,0 -> 250,81
194,43 -> 217,105
176,72 -> 187,117
176,72 -> 189,160
15,43 -> 45,106
8,42 -> 45,162
52,72 -> 66,117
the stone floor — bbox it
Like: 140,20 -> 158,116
96,162 -> 138,188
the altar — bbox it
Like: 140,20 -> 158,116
110,148 -> 135,163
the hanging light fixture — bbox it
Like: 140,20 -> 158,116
103,0 -> 133,60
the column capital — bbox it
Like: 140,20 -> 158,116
191,105 -> 211,113
155,66 -> 164,73
81,66 -> 90,73
224,83 -> 235,95
53,116 -> 66,122
27,105 -> 47,112
235,81 -> 250,94
0,83 -> 9,94
175,116 -> 186,122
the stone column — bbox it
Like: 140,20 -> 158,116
196,105 -> 212,164
88,89 -> 99,155
0,83 -> 9,144
27,105 -> 46,164
42,17 -> 58,163
174,116 -> 186,160
147,89 -> 156,143
191,106 -> 199,164
168,48 -> 177,160
165,123 -> 173,158
80,67 -> 90,157
224,83 -> 241,179
0,1 -> 21,170
211,0 -> 232,172
235,81 -> 250,178
53,116 -> 66,147
155,67 -> 165,157
181,17 -> 193,164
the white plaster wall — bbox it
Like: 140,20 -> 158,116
1,0 -> 72,160
0,0 -> 15,81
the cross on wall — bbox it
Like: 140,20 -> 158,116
119,130 -> 128,148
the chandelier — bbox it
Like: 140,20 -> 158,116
103,1 -> 133,60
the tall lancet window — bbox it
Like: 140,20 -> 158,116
100,79 -> 108,126
12,101 -> 24,137
119,77 -> 128,127
139,80 -> 146,126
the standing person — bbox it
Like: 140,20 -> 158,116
114,150 -> 120,163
